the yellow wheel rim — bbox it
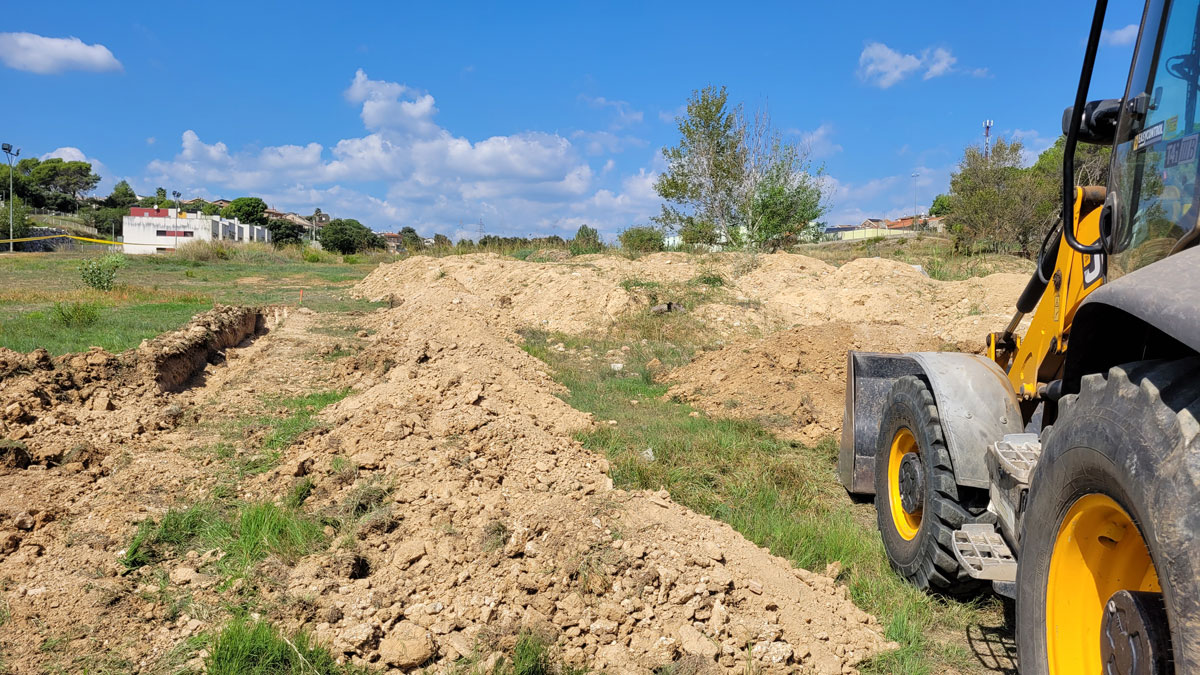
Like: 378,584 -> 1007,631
1046,493 -> 1161,674
887,427 -> 922,541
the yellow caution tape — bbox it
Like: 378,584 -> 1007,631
0,234 -> 165,247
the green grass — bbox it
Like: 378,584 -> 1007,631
215,389 -> 350,477
121,500 -> 326,581
262,390 -> 350,452
521,327 -> 997,674
207,617 -> 365,675
0,248 -> 385,355
0,299 -> 212,353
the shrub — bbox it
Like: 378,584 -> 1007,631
619,226 -> 665,253
302,248 -> 325,263
51,301 -> 102,327
569,224 -> 602,255
342,254 -> 362,264
79,254 -> 126,291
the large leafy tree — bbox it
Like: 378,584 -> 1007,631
2,157 -> 100,211
654,86 -> 743,243
318,218 -> 384,254
656,87 -> 826,250
947,138 -> 1045,253
220,197 -> 269,225
944,135 -> 1111,255
739,109 -> 826,250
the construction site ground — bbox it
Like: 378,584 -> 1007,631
0,245 -> 1032,674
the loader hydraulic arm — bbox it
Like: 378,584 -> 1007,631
988,186 -> 1108,399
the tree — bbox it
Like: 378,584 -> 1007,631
267,218 -> 306,246
106,180 -> 138,209
91,207 -> 127,239
569,224 -> 602,255
619,226 -> 665,252
656,87 -> 827,250
432,233 -> 452,248
654,86 -> 743,243
155,187 -> 167,202
318,218 -> 382,254
947,138 -> 1048,254
738,108 -> 826,250
399,226 -> 423,251
929,194 -> 951,217
2,195 -> 30,242
220,197 -> 268,225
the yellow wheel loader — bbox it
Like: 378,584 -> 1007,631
839,0 -> 1200,670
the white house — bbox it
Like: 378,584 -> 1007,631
121,207 -> 271,254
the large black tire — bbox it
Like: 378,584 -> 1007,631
874,375 -> 987,595
1017,359 -> 1200,674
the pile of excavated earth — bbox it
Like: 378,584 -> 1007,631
0,251 -> 1029,673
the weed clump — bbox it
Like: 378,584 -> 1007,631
207,618 -> 359,675
481,520 -> 511,551
51,301 -> 101,327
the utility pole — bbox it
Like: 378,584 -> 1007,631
983,119 -> 994,161
3,143 -> 20,253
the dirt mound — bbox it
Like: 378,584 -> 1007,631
354,253 -> 1026,346
247,295 -> 893,672
665,323 -> 943,443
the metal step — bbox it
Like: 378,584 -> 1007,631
991,433 -> 1041,484
953,523 -> 1017,582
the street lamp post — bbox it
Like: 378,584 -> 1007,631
910,171 -> 920,229
3,143 -> 20,253
172,190 -> 182,250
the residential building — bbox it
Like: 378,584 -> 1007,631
380,232 -> 403,253
122,207 -> 270,254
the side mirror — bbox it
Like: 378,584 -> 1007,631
1062,98 -> 1122,145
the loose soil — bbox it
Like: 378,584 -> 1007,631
0,251 -> 1029,673
355,252 -> 1026,345
664,322 -> 944,443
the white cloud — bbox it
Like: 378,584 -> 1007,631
570,130 -> 647,156
142,70 -> 664,237
922,47 -> 956,79
857,42 -> 964,88
858,42 -> 922,88
344,69 -> 439,135
799,124 -> 843,158
1101,23 -> 1138,47
0,32 -> 121,74
658,105 -> 686,124
146,137 -> 157,146
581,95 -> 644,128
825,164 -> 950,225
40,146 -> 114,194
1010,128 -> 1057,165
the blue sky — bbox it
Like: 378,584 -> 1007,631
2,1 -> 1144,240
